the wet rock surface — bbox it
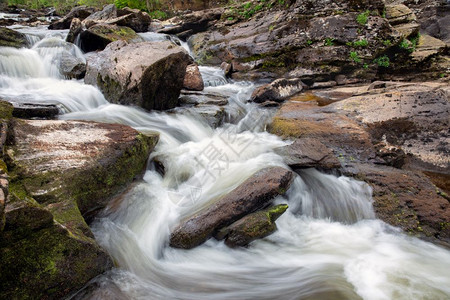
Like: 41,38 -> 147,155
170,167 -> 294,249
60,51 -> 86,79
251,78 -> 305,103
85,40 -> 191,111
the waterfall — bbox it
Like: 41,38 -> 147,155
1,26 -> 449,300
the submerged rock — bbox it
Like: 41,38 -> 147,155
0,117 -> 159,299
0,27 -> 28,48
217,204 -> 289,248
79,24 -> 143,52
85,40 -> 191,111
170,167 -> 294,249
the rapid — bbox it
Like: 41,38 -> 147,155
1,25 -> 449,300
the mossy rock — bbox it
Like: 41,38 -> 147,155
1,119 -> 159,298
217,204 -> 289,247
0,27 -> 28,48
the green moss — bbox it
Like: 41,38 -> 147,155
0,27 -> 28,48
0,101 -> 13,120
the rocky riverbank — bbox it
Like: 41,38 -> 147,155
0,0 -> 449,298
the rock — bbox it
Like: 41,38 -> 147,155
81,4 -> 151,32
189,6 -> 396,79
411,34 -> 446,62
345,163 -> 450,245
0,118 -> 159,298
333,81 -> 450,174
79,24 -> 144,53
0,177 -> 6,232
275,138 -> 341,170
158,8 -> 222,39
220,62 -> 232,77
170,167 -> 294,249
311,81 -> 337,89
60,51 -> 86,79
81,3 -> 117,28
48,5 -> 96,30
217,204 -> 288,248
66,17 -> 82,44
176,104 -> 225,128
385,4 -> 416,25
11,103 -> 59,119
0,27 -> 28,48
179,90 -> 229,106
85,40 -> 191,111
113,7 -> 151,32
251,78 -> 305,103
183,64 -> 204,91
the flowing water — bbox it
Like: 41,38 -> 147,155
1,26 -> 450,300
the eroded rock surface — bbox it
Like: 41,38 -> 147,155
79,24 -> 143,52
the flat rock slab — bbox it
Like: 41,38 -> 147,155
170,167 -> 294,249
275,138 -> 341,169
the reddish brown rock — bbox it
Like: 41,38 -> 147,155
170,167 -> 294,249
183,64 -> 204,91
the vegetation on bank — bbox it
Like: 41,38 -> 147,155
5,0 -> 167,18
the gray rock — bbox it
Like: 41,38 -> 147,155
12,103 -> 59,119
66,17 -> 82,44
0,27 -> 28,48
60,51 -> 86,79
85,40 -> 191,111
48,6 -> 96,30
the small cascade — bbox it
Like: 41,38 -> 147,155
200,66 -> 229,87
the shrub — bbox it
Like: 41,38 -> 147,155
374,55 -> 390,67
350,51 -> 361,63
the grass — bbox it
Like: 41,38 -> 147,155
350,51 -> 361,63
356,10 -> 370,26
347,39 -> 369,48
324,38 -> 334,46
374,55 -> 390,67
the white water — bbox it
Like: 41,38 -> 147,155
1,28 -> 450,300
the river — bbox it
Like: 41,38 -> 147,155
0,25 -> 449,300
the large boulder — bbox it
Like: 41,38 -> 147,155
216,204 -> 289,248
79,24 -> 144,52
0,27 -> 28,48
85,40 -> 191,111
0,117 -> 159,298
81,4 -> 151,33
170,167 -> 294,249
48,5 -> 96,30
